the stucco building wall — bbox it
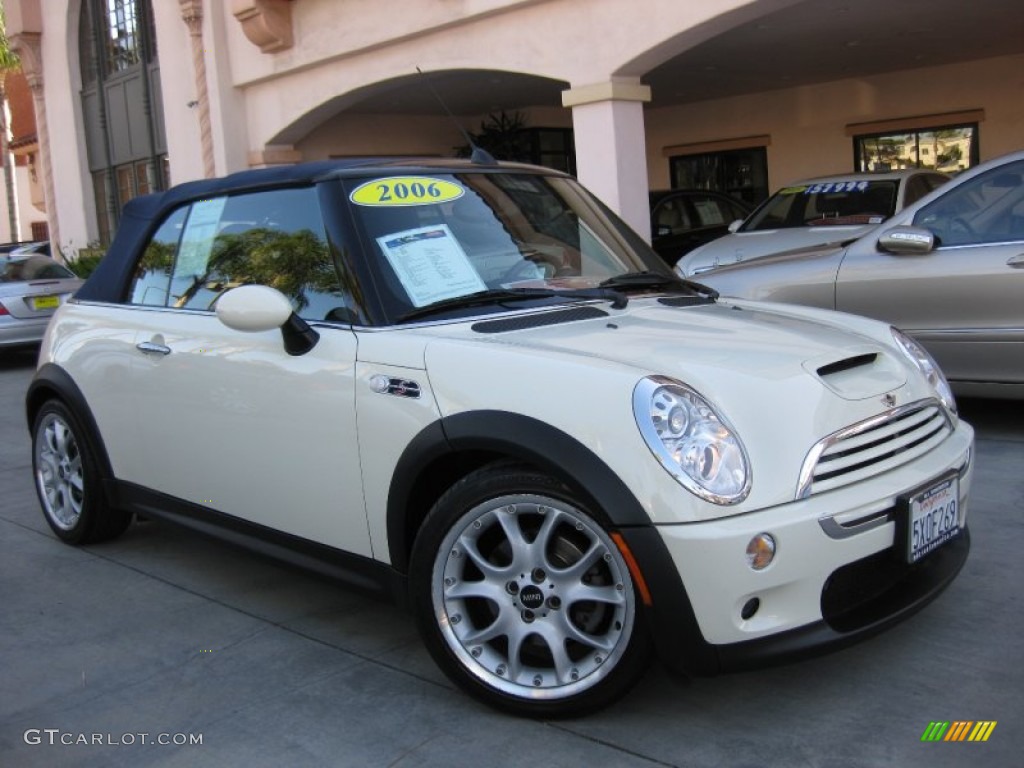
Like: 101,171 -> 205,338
5,0 -> 1023,257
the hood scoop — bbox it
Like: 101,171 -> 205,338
804,346 -> 907,400
816,353 -> 877,377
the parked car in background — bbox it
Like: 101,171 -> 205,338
674,169 -> 950,276
0,240 -> 42,255
0,254 -> 83,349
649,189 -> 751,266
11,241 -> 53,257
694,149 -> 1024,399
29,158 -> 973,717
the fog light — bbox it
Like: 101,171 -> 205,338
741,598 -> 760,620
746,533 -> 776,570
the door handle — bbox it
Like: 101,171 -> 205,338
1007,254 -> 1024,268
136,341 -> 171,356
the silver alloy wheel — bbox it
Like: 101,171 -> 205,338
34,412 -> 86,531
432,493 -> 635,700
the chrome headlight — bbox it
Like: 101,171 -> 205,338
891,328 -> 956,416
633,376 -> 751,504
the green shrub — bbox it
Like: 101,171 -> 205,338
66,248 -> 106,278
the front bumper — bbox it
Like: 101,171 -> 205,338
634,418 -> 973,674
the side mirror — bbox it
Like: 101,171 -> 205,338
216,284 -> 293,331
216,284 -> 320,356
727,219 -> 743,233
877,225 -> 935,255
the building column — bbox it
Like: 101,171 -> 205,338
562,79 -> 652,242
8,31 -> 58,252
179,0 -> 216,178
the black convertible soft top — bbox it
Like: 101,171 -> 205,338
75,157 -> 556,303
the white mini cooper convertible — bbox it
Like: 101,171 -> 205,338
29,158 -> 973,717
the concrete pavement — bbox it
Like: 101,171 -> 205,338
1,349 -> 1021,767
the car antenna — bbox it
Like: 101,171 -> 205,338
416,67 -> 497,166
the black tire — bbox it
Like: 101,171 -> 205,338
31,399 -> 130,544
409,462 -> 651,717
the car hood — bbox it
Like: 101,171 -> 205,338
676,223 -> 874,276
393,297 -> 935,519
403,296 -> 927,401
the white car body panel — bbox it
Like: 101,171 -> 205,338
44,302 -> 373,557
660,419 -> 971,644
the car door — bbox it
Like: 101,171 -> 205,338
123,186 -> 372,556
836,159 -> 1024,385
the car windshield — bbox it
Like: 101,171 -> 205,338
0,255 -> 75,283
740,180 -> 897,231
343,171 -> 667,321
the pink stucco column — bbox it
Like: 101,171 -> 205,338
563,80 -> 652,242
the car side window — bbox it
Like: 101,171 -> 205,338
914,160 -> 1024,247
129,207 -> 188,306
692,195 -> 731,227
166,187 -> 350,322
653,197 -> 692,235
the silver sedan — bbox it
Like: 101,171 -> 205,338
694,149 -> 1024,399
0,254 -> 83,349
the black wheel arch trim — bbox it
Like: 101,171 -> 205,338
386,410 -> 654,573
26,363 -> 117,482
385,409 -> 722,675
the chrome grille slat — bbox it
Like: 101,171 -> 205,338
818,407 -> 936,457
797,400 -> 953,499
815,415 -> 946,476
808,428 -> 950,494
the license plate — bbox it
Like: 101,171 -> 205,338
31,295 -> 60,310
906,476 -> 960,563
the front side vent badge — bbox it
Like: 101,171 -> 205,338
369,374 -> 421,399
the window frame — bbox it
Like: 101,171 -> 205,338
125,185 -> 358,324
853,123 -> 979,175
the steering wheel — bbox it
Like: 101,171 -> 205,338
499,243 -> 568,282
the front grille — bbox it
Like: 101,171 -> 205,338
797,400 -> 953,499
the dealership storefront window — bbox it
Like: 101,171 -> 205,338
668,146 -> 769,206
854,125 -> 977,174
849,112 -> 982,175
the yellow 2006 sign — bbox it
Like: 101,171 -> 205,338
350,176 -> 465,206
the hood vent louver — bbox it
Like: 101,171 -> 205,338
471,306 -> 608,333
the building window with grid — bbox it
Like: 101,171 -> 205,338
104,0 -> 141,72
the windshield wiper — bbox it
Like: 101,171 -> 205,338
397,286 -> 627,322
599,271 -> 719,300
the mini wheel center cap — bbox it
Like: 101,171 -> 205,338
519,585 -> 544,609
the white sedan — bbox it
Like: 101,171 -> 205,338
675,169 -> 948,276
